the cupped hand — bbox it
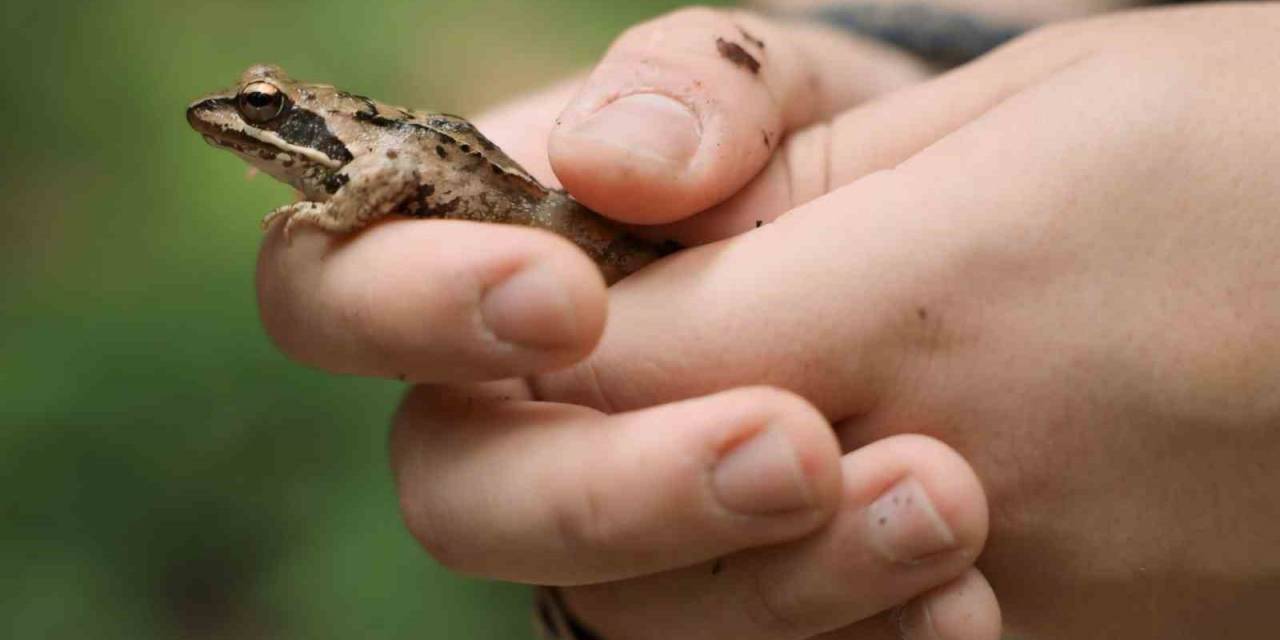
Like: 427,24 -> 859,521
257,6 -> 999,639
427,5 -> 1280,638
261,3 -> 1280,638
519,5 -> 1277,638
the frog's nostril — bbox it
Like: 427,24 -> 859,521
186,100 -> 218,129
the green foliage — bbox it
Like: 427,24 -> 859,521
0,0 -> 726,637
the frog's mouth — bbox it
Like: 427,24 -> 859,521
196,126 -> 291,165
188,101 -> 280,157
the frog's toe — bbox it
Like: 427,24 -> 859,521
262,207 -> 293,232
278,202 -> 348,242
282,211 -> 313,244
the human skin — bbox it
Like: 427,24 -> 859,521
255,3 -> 1280,639
258,9 -> 999,638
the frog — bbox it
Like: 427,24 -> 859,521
186,64 -> 674,284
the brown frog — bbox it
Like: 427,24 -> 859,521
186,64 -> 674,283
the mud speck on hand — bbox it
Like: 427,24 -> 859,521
715,37 -> 761,75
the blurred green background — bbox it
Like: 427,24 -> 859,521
0,1 -> 726,637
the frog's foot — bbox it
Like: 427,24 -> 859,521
262,202 -> 337,243
280,202 -> 366,243
262,204 -> 302,232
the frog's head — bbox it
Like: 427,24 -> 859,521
187,64 -> 367,199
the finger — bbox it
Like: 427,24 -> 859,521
549,6 -> 931,224
812,569 -> 1001,640
824,21 -> 1094,185
391,385 -> 842,585
532,28 -> 1103,416
561,434 -> 989,640
643,20 -> 1098,245
256,218 -> 606,382
895,569 -> 1002,640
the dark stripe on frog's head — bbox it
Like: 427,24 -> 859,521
190,96 -> 354,166
268,105 -> 354,164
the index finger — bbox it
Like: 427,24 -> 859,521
256,217 -> 607,382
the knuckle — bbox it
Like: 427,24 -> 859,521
778,120 -> 836,205
546,447 -> 642,556
549,474 -> 633,556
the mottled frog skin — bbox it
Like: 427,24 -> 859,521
187,64 -> 672,283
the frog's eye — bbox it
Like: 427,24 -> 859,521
237,81 -> 286,123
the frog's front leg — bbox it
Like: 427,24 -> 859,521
267,152 -> 423,240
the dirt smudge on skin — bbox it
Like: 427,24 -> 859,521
715,37 -> 760,75
737,26 -> 765,50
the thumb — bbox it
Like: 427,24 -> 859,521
531,25 -> 1100,417
548,7 -> 930,225
620,21 -> 1098,244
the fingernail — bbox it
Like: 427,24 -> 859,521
566,94 -> 701,169
712,429 -> 813,515
867,477 -> 957,564
480,264 -> 577,349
